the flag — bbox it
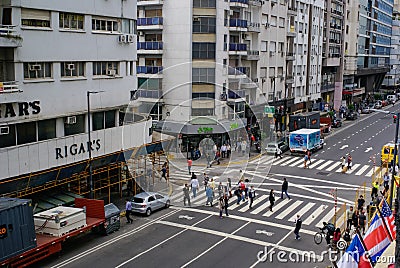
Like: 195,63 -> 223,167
381,199 -> 396,240
363,214 -> 391,263
337,234 -> 371,268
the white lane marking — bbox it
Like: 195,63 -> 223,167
347,164 -> 360,174
275,200 -> 303,220
272,157 -> 290,165
238,195 -> 268,212
308,159 -> 325,169
336,165 -> 345,173
365,168 -> 375,177
326,161 -> 341,171
316,209 -> 336,228
250,198 -> 272,214
316,160 -> 333,170
279,157 -> 301,166
262,199 -> 291,217
355,165 -> 370,176
192,192 -> 210,205
288,158 -> 305,167
303,205 -> 327,225
289,202 -> 315,222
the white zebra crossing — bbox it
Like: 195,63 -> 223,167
289,158 -> 306,167
275,200 -> 303,220
262,199 -> 291,217
355,165 -> 370,176
289,202 -> 315,223
280,157 -> 301,166
308,159 -> 325,169
326,162 -> 341,171
238,195 -> 268,212
272,157 -> 290,165
316,209 -> 336,228
303,205 -> 328,225
346,164 -> 360,174
316,160 -> 333,170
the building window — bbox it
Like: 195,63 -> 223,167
17,122 -> 36,145
61,62 -> 85,78
21,9 -> 51,28
64,115 -> 85,136
38,119 -> 56,141
192,108 -> 214,116
93,62 -> 119,76
92,17 -> 120,33
192,68 -> 215,84
193,17 -> 216,33
192,92 -> 215,99
23,62 -> 52,80
192,42 -> 216,59
93,110 -> 116,131
0,125 -> 16,148
121,19 -> 135,34
59,12 -> 84,30
193,0 -> 216,8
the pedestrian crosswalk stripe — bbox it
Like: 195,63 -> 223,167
303,204 -> 327,225
288,202 -> 315,222
316,209 -> 335,228
192,192 -> 209,205
275,200 -> 303,220
272,157 -> 289,165
335,165 -> 344,173
365,168 -> 374,177
238,195 -> 268,212
355,165 -> 370,176
262,199 -> 291,217
289,158 -> 305,167
325,162 -> 341,171
230,200 -> 247,210
261,158 -> 274,166
346,164 -> 360,174
308,159 -> 325,169
250,199 -> 272,215
316,160 -> 333,170
280,157 -> 300,166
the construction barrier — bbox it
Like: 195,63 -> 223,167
335,203 -> 347,232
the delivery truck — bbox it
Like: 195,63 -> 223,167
289,128 -> 324,153
288,112 -> 320,132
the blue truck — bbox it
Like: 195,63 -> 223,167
289,128 -> 324,153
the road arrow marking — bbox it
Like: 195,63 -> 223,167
339,145 -> 348,150
365,147 -> 373,153
179,215 -> 194,220
256,230 -> 274,236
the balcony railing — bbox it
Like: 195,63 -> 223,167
248,21 -> 260,32
137,17 -> 163,26
229,19 -> 248,28
229,43 -> 247,51
0,81 -> 19,93
137,66 -> 163,74
230,0 -> 249,4
228,89 -> 245,99
136,89 -> 162,99
137,41 -> 163,50
228,67 -> 249,75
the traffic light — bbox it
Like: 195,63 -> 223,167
394,115 -> 397,124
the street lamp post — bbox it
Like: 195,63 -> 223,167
87,90 -> 103,199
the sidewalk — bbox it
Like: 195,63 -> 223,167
375,242 -> 395,268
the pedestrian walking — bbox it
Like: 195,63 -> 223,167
294,215 -> 302,240
187,158 -> 193,174
241,140 -> 247,156
371,181 -> 379,200
203,172 -> 209,191
234,187 -> 242,205
347,154 -> 352,170
275,147 -> 283,159
358,211 -> 366,235
205,186 -> 214,206
352,210 -> 359,230
269,189 -> 275,211
209,178 -> 216,190
333,228 -> 341,247
226,144 -> 231,158
346,206 -> 354,230
303,154 -> 309,169
238,179 -> 246,202
357,195 -> 365,212
183,184 -> 191,207
221,144 -> 227,158
218,197 -> 224,218
383,172 -> 390,191
161,162 -> 167,181
341,156 -> 346,169
223,194 -> 229,216
190,176 -> 199,198
218,182 -> 223,197
249,186 -> 256,209
281,177 -> 291,199
307,150 -> 312,165
125,199 -> 133,224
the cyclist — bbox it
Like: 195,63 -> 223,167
321,222 -> 335,245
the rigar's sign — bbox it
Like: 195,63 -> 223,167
0,101 -> 41,118
56,139 -> 101,160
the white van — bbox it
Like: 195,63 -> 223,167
387,95 -> 396,104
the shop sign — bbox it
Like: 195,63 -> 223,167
197,127 -> 213,134
56,139 -> 101,160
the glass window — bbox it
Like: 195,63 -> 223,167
61,62 -> 85,78
105,110 -> 116,128
21,9 -> 51,28
23,62 -> 52,80
192,68 -> 215,84
192,42 -> 216,59
92,112 -> 104,131
192,108 -> 214,116
92,17 -> 120,33
38,119 -> 56,141
193,17 -> 216,33
64,115 -> 85,136
17,122 -> 36,145
193,0 -> 216,8
93,62 -> 119,76
59,12 -> 84,30
0,125 -> 16,148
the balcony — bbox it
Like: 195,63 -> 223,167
229,19 -> 248,31
228,67 -> 249,79
246,50 -> 260,60
230,0 -> 249,8
287,7 -> 297,16
247,21 -> 261,33
240,79 -> 257,89
137,17 -> 163,30
286,52 -> 295,61
229,43 -> 247,55
137,41 -> 163,54
228,89 -> 246,100
0,25 -> 22,47
137,66 -> 163,78
285,76 -> 294,84
133,89 -> 162,101
0,81 -> 20,94
137,0 -> 164,6
287,26 -> 296,37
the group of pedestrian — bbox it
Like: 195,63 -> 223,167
341,154 -> 353,172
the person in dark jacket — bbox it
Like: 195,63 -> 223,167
269,189 -> 275,212
294,215 -> 302,240
281,177 -> 291,199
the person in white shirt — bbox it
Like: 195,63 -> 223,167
190,176 -> 199,198
221,144 -> 227,158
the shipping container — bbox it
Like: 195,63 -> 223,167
0,198 -> 37,262
288,112 -> 320,132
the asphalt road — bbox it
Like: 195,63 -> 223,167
36,103 -> 400,268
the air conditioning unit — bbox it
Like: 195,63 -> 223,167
65,116 -> 77,125
127,34 -> 134,43
193,17 -> 200,22
0,126 -> 9,135
118,35 -> 127,43
29,64 -> 41,71
107,69 -> 116,76
66,64 -> 75,70
138,31 -> 144,36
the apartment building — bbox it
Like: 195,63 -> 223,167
383,8 -> 400,90
0,1 -> 153,197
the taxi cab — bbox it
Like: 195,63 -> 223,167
381,143 -> 399,166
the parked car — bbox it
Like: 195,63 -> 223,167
361,105 -> 371,114
266,140 -> 289,154
131,192 -> 170,216
387,95 -> 396,104
331,119 -> 342,128
346,111 -> 358,120
374,101 -> 382,109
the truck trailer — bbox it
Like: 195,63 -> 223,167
289,128 -> 324,153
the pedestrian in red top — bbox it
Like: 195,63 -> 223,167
333,228 -> 341,247
187,158 -> 192,174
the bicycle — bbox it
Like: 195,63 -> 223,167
314,228 -> 326,245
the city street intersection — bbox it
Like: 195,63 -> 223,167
37,104 -> 399,268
